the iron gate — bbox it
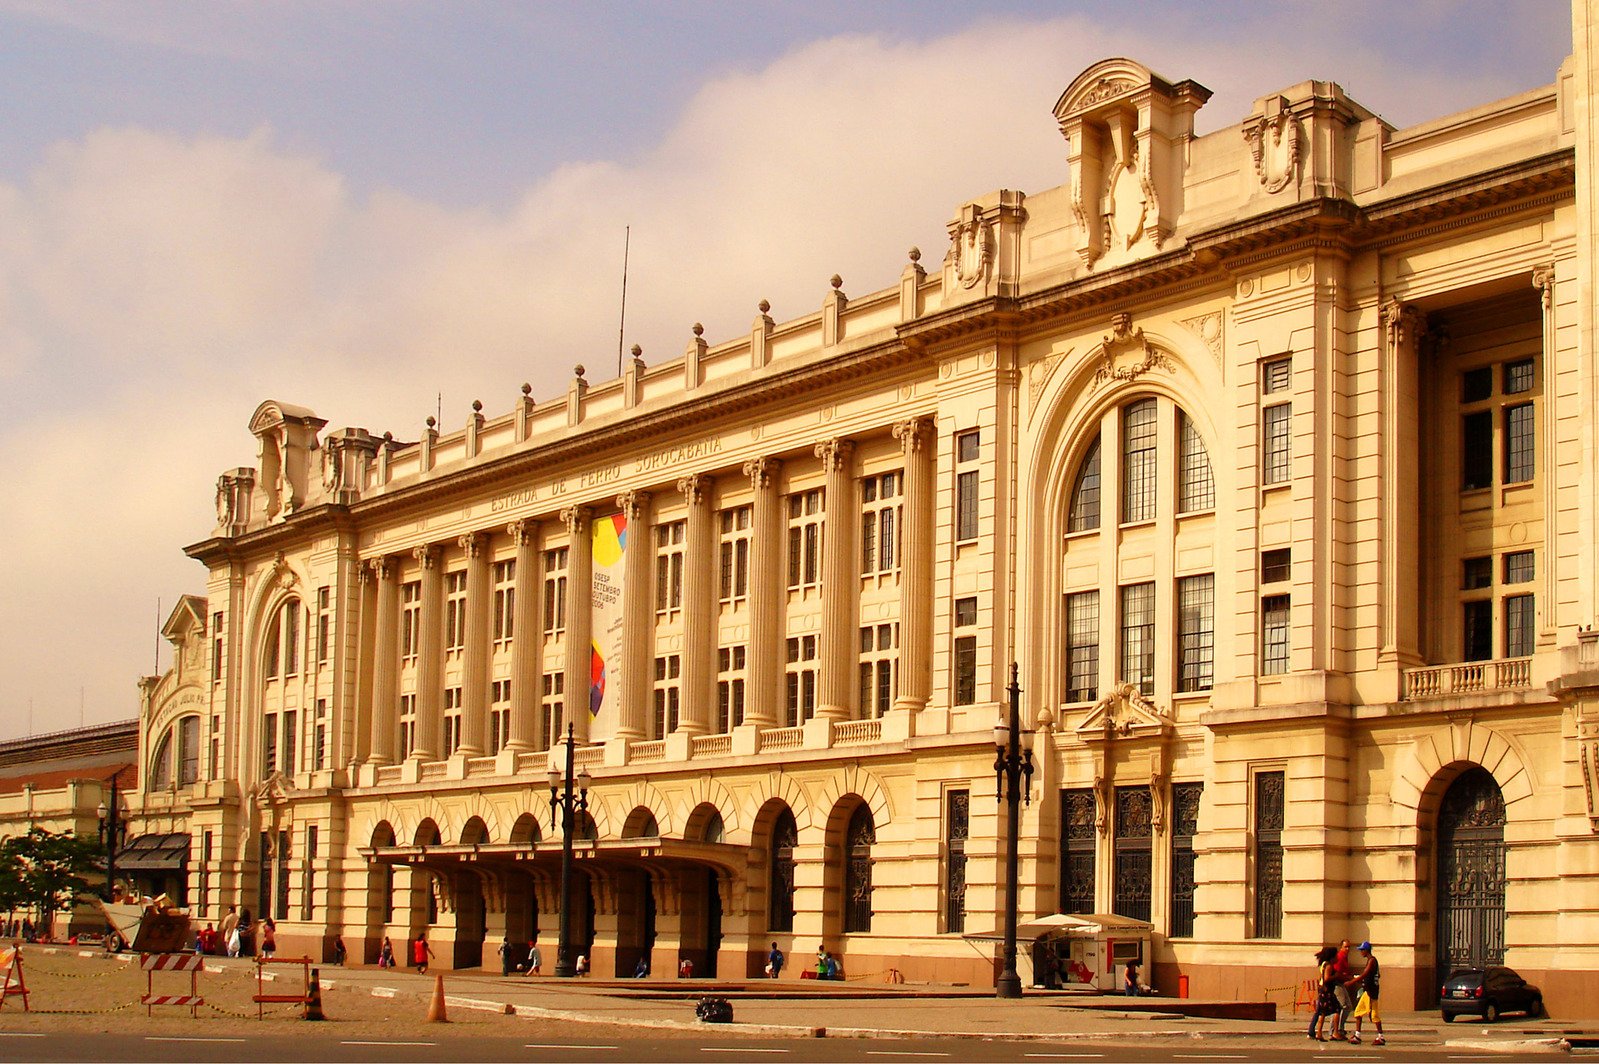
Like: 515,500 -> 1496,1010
1437,767 -> 1506,973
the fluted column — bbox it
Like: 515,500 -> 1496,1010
892,417 -> 934,713
412,544 -> 444,760
505,519 -> 541,751
561,506 -> 594,744
742,457 -> 782,728
677,474 -> 714,734
615,491 -> 652,742
815,437 -> 856,721
458,531 -> 491,756
1379,300 -> 1423,670
366,555 -> 400,764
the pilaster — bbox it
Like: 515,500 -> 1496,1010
815,437 -> 857,721
743,457 -> 783,728
677,474 -> 715,734
367,556 -> 400,765
458,531 -> 490,756
412,544 -> 443,761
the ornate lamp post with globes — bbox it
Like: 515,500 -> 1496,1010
994,662 -> 1035,998
96,772 -> 126,902
547,722 -> 592,978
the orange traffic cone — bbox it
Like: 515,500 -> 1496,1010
425,973 -> 448,1023
304,967 -> 325,1021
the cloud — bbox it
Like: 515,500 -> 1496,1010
0,9 -> 1568,739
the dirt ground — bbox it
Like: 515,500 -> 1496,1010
0,948 -> 699,1040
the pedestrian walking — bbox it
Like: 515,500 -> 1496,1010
499,936 -> 514,977
378,937 -> 395,969
260,917 -> 277,958
413,934 -> 434,974
1345,941 -> 1386,1046
767,942 -> 784,979
332,935 -> 347,966
1331,938 -> 1353,1039
1307,946 -> 1339,1040
1124,958 -> 1140,997
525,939 -> 542,976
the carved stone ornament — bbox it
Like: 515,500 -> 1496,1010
1073,77 -> 1136,113
1093,771 -> 1113,837
1093,313 -> 1175,389
891,416 -> 933,453
743,456 -> 781,490
1580,714 -> 1599,833
1075,680 -> 1172,742
1243,109 -> 1302,194
251,770 -> 296,807
1533,264 -> 1556,310
950,208 -> 995,291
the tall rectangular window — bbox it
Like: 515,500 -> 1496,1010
861,472 -> 902,576
1463,600 -> 1493,661
1113,787 -> 1153,923
316,586 -> 331,666
1252,771 -> 1285,939
1505,594 -> 1535,658
1177,411 -> 1214,513
787,490 -> 824,592
262,712 -> 278,775
653,654 -> 681,737
956,430 -> 980,543
1504,403 -> 1535,483
858,623 -> 898,718
1121,399 -> 1158,522
1262,357 -> 1292,394
199,831 -> 213,918
1462,410 -> 1494,490
1169,783 -> 1202,938
784,635 -> 818,727
717,646 -> 746,733
1120,583 -> 1155,697
655,521 -> 686,617
444,570 -> 467,653
281,711 -> 296,773
312,699 -> 327,771
492,560 -> 516,646
398,693 -> 416,759
1262,403 -> 1292,485
1177,574 -> 1214,693
275,830 -> 290,921
211,611 -> 224,684
442,686 -> 463,756
718,506 -> 752,606
944,789 -> 969,934
400,581 -> 421,662
301,824 -> 318,921
540,672 -> 563,749
283,606 -> 300,676
543,547 -> 569,637
1262,595 -> 1290,675
490,679 -> 512,752
1065,591 -> 1099,702
178,715 -> 201,786
1059,789 -> 1096,915
953,597 -> 978,706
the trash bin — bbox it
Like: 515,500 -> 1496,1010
1178,974 -> 1190,999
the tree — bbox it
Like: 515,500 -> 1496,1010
0,828 -> 102,929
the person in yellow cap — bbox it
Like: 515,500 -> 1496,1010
1344,941 -> 1385,1046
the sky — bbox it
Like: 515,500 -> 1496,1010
0,1 -> 1574,741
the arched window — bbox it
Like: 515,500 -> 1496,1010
769,809 -> 797,933
1177,411 -> 1215,513
1068,437 -> 1102,532
262,599 -> 301,681
843,805 -> 875,933
177,715 -> 201,786
149,732 -> 173,790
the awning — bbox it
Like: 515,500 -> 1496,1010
115,833 -> 191,872
963,912 -> 1155,942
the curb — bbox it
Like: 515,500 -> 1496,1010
1443,1037 -> 1572,1054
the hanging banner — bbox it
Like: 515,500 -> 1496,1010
590,512 -> 627,738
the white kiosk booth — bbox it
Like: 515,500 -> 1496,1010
966,913 -> 1154,991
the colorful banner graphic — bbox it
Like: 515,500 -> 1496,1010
589,512 -> 627,737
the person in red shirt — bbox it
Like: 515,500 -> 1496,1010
1331,939 -> 1353,1040
412,934 -> 434,974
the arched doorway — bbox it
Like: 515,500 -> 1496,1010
1437,767 -> 1506,973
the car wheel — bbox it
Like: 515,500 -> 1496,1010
1530,995 -> 1544,1019
1442,1012 -> 1455,1023
1483,1002 -> 1499,1024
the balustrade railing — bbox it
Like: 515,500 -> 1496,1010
630,740 -> 665,763
1403,657 -> 1532,699
760,726 -> 803,752
834,718 -> 882,746
691,733 -> 732,758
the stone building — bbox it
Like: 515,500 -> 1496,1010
135,24 -> 1599,1014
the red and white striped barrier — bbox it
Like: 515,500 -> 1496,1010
139,953 -> 206,1015
141,953 -> 205,972
141,994 -> 204,1007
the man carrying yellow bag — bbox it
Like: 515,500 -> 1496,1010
1345,941 -> 1385,1046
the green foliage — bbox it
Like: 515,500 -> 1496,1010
0,828 -> 102,921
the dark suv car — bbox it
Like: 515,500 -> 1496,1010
1440,966 -> 1543,1023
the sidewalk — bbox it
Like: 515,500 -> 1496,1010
203,954 -> 1596,1050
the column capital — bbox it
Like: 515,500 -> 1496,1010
676,473 -> 711,506
891,416 -> 935,454
743,456 -> 782,490
459,530 -> 486,558
1533,262 -> 1556,308
412,544 -> 440,569
365,554 -> 397,581
560,505 -> 592,535
814,437 -> 855,471
507,518 -> 538,547
1382,298 -> 1425,355
615,490 -> 651,520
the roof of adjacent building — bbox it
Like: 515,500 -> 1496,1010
0,720 -> 139,795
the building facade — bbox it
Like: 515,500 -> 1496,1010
134,34 -> 1599,1014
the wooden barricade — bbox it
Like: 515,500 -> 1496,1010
253,955 -> 312,1019
140,952 -> 205,1016
0,946 -> 29,1012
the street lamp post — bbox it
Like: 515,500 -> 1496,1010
547,722 -> 592,979
993,662 -> 1035,999
95,773 -> 123,902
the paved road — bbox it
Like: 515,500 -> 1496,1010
0,1030 -> 1581,1063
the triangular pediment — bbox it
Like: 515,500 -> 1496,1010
1075,681 -> 1172,740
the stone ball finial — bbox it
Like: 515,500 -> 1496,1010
383,431 -> 393,443
472,399 -> 483,413
631,344 -> 642,359
830,274 -> 842,290
692,322 -> 704,337
521,382 -> 532,396
759,299 -> 771,314
426,416 -> 436,429
574,363 -> 586,378
908,246 -> 921,263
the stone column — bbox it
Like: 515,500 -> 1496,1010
814,438 -> 856,721
505,519 -> 541,751
561,506 -> 594,744
367,555 -> 400,764
742,457 -> 783,728
677,474 -> 714,734
1379,300 -> 1423,671
891,417 -> 934,714
412,544 -> 444,761
615,491 -> 652,742
458,531 -> 491,756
